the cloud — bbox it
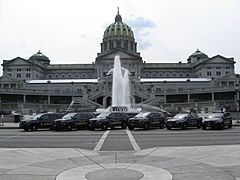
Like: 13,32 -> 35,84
126,17 -> 155,50
126,17 -> 155,30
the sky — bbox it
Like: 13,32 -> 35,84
0,0 -> 240,75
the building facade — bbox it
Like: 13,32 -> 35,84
0,11 -> 239,113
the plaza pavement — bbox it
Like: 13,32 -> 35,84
0,145 -> 240,179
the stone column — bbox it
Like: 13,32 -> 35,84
23,95 -> 26,104
187,94 -> 190,103
48,95 -> 50,105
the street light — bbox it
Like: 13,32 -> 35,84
71,81 -> 74,98
47,80 -> 51,105
235,74 -> 239,112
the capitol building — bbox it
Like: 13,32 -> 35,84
0,11 -> 238,113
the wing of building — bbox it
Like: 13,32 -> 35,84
0,10 -> 239,113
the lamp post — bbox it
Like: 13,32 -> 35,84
47,80 -> 51,105
236,74 -> 239,112
186,79 -> 191,103
163,80 -> 167,104
71,81 -> 74,99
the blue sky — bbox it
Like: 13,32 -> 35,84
0,0 -> 240,75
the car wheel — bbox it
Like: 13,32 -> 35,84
228,122 -> 232,128
121,124 -> 127,129
31,125 -> 37,131
220,123 -> 224,130
24,128 -> 29,131
143,123 -> 149,130
202,125 -> 206,130
89,126 -> 95,131
128,125 -> 134,130
181,123 -> 187,130
166,125 -> 171,130
110,125 -> 115,130
101,124 -> 108,131
159,123 -> 164,129
197,123 -> 201,128
67,125 -> 72,131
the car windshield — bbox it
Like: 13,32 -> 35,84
31,113 -> 44,120
174,114 -> 188,119
135,112 -> 150,118
208,113 -> 223,119
62,113 -> 77,120
96,112 -> 111,118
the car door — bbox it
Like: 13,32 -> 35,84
186,114 -> 194,126
79,113 -> 88,126
150,113 -> 157,125
41,114 -> 50,128
223,113 -> 231,125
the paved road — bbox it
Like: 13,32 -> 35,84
0,127 -> 240,150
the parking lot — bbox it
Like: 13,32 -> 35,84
0,127 -> 240,150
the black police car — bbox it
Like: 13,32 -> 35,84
166,113 -> 202,130
88,112 -> 129,130
128,112 -> 166,130
53,112 -> 94,130
202,112 -> 232,130
19,112 -> 64,131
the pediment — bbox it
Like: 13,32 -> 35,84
96,49 -> 142,62
3,57 -> 33,66
203,55 -> 235,65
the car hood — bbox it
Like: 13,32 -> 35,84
89,118 -> 104,121
203,117 -> 222,122
167,118 -> 183,122
129,117 -> 144,121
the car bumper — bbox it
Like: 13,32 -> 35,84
202,121 -> 221,128
166,122 -> 182,128
128,121 -> 146,128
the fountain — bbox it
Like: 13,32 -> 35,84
112,55 -> 131,109
96,55 -> 141,113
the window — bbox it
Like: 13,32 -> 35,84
116,40 -> 121,47
26,73 -> 31,78
17,73 -> 21,78
207,71 -> 212,76
7,74 -> 12,76
216,71 -> 221,76
7,69 -> 12,72
207,67 -> 211,69
226,71 -> 230,75
226,66 -> 230,69
110,41 -> 113,49
17,68 -> 21,71
26,68 -> 31,71
216,67 -> 221,69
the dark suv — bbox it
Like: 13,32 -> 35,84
166,113 -> 202,130
128,112 -> 166,130
202,112 -> 232,130
53,112 -> 94,130
88,112 -> 129,130
19,112 -> 64,131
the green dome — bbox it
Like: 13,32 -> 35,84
29,51 -> 50,65
103,10 -> 134,40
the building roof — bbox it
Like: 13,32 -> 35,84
26,79 -> 98,84
140,78 -> 212,83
